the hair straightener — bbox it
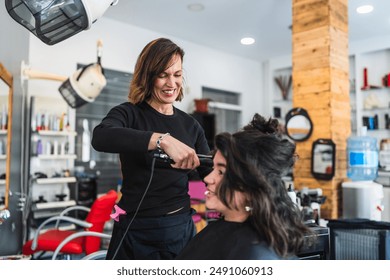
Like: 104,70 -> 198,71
153,151 -> 213,167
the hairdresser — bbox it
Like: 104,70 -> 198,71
177,113 -> 314,259
91,38 -> 210,260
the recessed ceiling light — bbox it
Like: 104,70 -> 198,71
187,3 -> 205,12
356,5 -> 374,14
241,37 -> 255,45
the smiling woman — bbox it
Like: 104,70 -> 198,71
91,37 -> 211,260
177,113 -> 313,260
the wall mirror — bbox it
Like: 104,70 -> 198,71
285,107 -> 313,142
311,139 -> 335,180
0,63 -> 13,215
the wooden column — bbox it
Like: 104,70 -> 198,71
292,0 -> 350,219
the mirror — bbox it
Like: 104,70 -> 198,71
0,63 -> 13,214
285,107 -> 313,141
311,139 -> 335,180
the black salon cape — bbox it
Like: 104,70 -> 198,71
176,219 -> 292,260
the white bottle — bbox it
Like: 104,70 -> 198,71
287,184 -> 297,205
82,119 -> 91,162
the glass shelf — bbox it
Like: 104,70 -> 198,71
362,107 -> 390,112
35,130 -> 77,137
36,154 -> 77,160
35,177 -> 77,184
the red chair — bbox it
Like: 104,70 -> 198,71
22,190 -> 117,260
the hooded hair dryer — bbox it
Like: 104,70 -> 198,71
58,62 -> 106,108
22,40 -> 106,108
5,0 -> 119,45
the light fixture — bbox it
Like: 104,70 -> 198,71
356,5 -> 374,14
22,40 -> 106,108
241,37 -> 255,45
5,0 -> 119,45
187,3 -> 205,12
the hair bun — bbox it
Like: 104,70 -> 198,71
243,113 -> 279,134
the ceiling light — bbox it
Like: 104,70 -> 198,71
187,3 -> 205,12
356,5 -> 374,14
241,37 -> 255,45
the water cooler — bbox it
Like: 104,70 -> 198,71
343,127 -> 384,221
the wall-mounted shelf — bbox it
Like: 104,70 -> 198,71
36,130 -> 77,137
36,154 -> 77,160
32,200 -> 76,210
361,85 -> 383,91
35,177 -> 76,185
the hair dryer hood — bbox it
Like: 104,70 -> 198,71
59,63 -> 106,108
5,0 -> 118,45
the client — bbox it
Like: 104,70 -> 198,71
177,113 -> 313,259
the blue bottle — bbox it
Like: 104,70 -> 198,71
347,126 -> 378,181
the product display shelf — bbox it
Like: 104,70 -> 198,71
354,49 -> 390,134
27,96 -> 78,232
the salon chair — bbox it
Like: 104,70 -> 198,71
22,190 -> 117,260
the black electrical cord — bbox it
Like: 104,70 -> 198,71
110,157 -> 156,260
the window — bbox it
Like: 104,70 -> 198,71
202,87 -> 241,134
75,65 -> 132,194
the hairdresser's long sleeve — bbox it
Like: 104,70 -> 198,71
92,103 -> 153,154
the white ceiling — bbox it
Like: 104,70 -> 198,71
103,0 -> 390,62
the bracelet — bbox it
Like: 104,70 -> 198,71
156,132 -> 170,150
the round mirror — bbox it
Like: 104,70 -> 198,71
285,107 -> 313,142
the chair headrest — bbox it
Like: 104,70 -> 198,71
86,190 -> 117,224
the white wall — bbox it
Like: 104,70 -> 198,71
28,17 -> 264,127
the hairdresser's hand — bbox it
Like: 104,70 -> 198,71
150,133 -> 200,169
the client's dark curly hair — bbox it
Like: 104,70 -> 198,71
214,113 -> 312,258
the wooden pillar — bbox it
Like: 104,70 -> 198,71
292,0 -> 350,219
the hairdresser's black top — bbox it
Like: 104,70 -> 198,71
92,101 -> 210,217
176,219 -> 292,260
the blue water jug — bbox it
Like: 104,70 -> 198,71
347,127 -> 378,181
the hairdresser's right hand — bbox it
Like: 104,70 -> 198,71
150,133 -> 200,169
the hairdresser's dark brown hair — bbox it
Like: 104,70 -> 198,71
128,38 -> 185,104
